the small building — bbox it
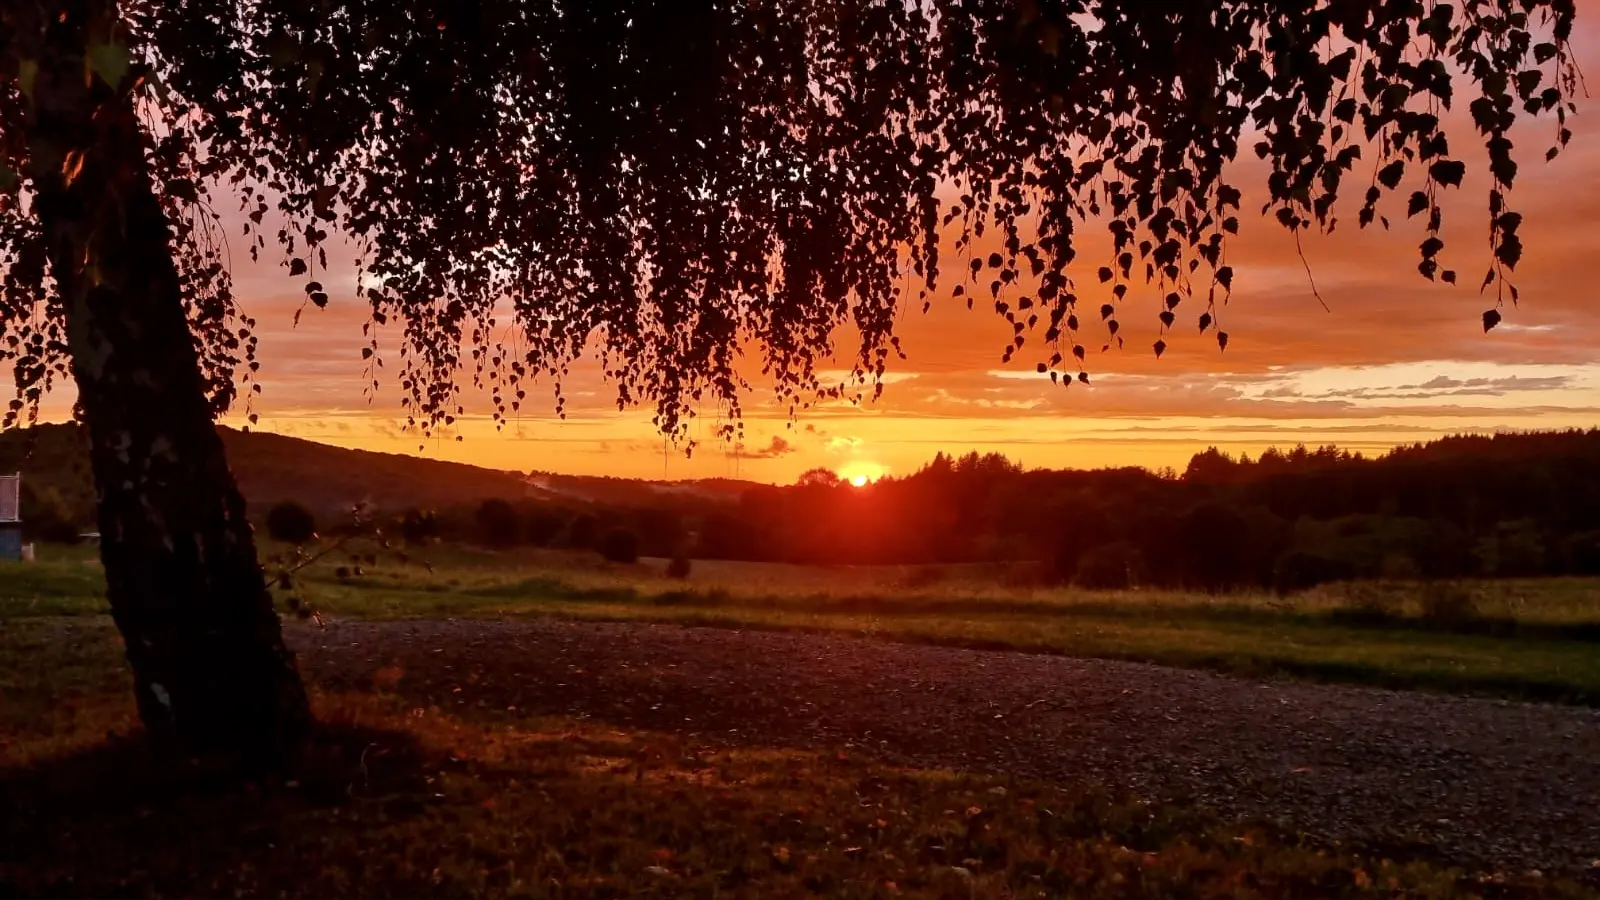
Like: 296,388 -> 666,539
0,473 -> 20,560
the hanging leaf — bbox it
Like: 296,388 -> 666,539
16,59 -> 37,102
87,41 -> 132,89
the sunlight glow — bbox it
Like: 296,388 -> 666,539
850,473 -> 870,487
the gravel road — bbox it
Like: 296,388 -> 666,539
293,618 -> 1600,876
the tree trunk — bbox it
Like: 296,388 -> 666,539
21,2 -> 311,757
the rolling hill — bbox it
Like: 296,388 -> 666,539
0,424 -> 533,523
0,424 -> 763,527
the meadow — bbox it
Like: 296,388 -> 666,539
8,541 -> 1600,706
7,544 -> 1600,896
10,621 -> 1590,899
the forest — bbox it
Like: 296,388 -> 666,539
12,424 -> 1600,594
369,430 -> 1600,594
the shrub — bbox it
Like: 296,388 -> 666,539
1332,582 -> 1401,625
665,553 -> 692,579
265,501 -> 317,545
399,507 -> 439,545
21,483 -> 81,543
597,528 -> 640,564
36,518 -> 81,544
474,498 -> 520,547
1075,542 -> 1141,590
1560,530 -> 1600,575
1473,519 -> 1546,577
1378,551 -> 1422,581
567,513 -> 600,549
1048,505 -> 1111,583
1419,581 -> 1478,626
1272,550 -> 1353,596
523,508 -> 565,547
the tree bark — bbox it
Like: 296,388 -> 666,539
21,2 -> 311,757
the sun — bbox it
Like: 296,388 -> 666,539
839,461 -> 888,486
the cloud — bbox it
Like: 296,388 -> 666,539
737,435 -> 796,459
826,435 -> 864,453
1256,374 -> 1575,402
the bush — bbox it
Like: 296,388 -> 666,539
1272,550 -> 1353,596
40,519 -> 82,544
1473,519 -> 1546,577
1560,530 -> 1600,575
597,528 -> 640,564
1332,582 -> 1401,625
567,513 -> 600,550
265,501 -> 317,545
1419,581 -> 1478,626
1049,505 -> 1112,583
665,553 -> 692,579
474,498 -> 520,547
1075,542 -> 1141,590
523,509 -> 565,547
399,507 -> 439,545
21,483 -> 81,543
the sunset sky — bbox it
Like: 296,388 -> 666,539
48,12 -> 1600,485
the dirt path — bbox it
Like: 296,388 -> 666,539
294,618 -> 1600,876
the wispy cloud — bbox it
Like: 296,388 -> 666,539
736,435 -> 797,459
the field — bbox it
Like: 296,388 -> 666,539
9,626 -> 1590,898
8,542 -> 1600,705
6,544 -> 1600,896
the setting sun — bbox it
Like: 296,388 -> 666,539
838,461 -> 888,486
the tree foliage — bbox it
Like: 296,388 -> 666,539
473,497 -> 520,547
597,527 -> 640,564
264,499 -> 316,544
0,0 -> 1581,441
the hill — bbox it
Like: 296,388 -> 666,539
0,424 -> 536,523
524,471 -> 755,507
0,424 -> 767,531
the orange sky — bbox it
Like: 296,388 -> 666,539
39,12 -> 1600,484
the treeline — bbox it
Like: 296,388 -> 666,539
269,429 -> 1600,594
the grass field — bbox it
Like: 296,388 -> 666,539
6,542 -> 1600,705
3,617 -> 1593,898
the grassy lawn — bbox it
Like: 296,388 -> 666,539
6,543 -> 1600,705
2,619 -> 1590,899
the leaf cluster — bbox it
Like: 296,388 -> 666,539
0,1 -> 1580,436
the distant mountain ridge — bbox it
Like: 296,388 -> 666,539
0,424 -> 763,522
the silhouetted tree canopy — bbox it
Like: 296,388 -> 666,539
264,499 -> 316,544
473,497 -> 520,547
0,0 -> 1581,440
